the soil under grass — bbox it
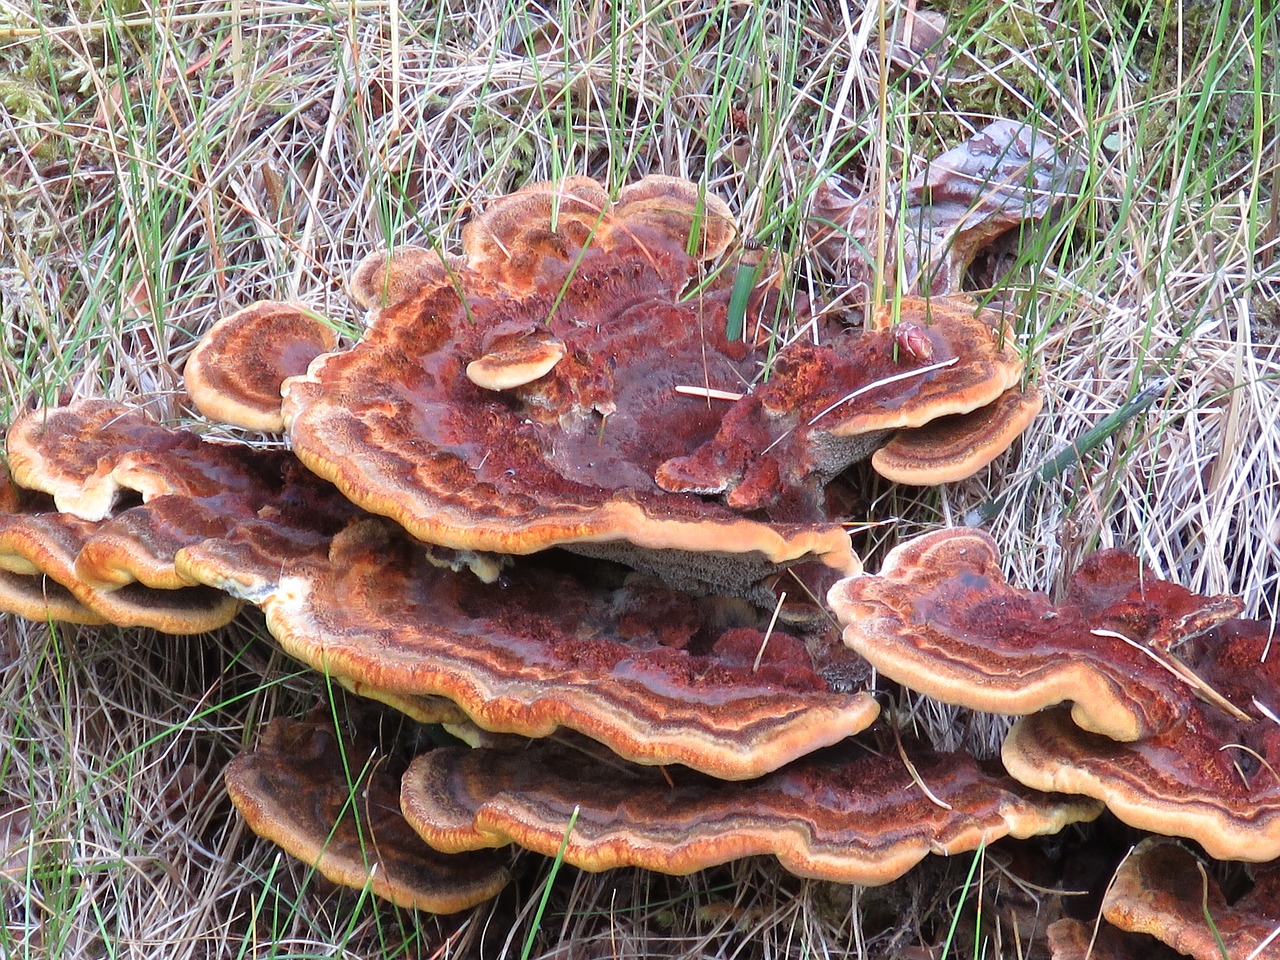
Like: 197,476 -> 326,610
0,0 -> 1277,957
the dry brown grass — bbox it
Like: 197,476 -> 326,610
0,0 -> 1277,956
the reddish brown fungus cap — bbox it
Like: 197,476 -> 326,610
830,527 -> 1242,742
8,400 -> 209,520
6,399 -> 308,520
69,457 -> 367,594
177,517 -> 879,779
0,475 -> 105,623
6,400 -> 362,593
0,492 -> 242,633
655,296 -> 1026,510
225,714 -> 508,913
870,385 -> 1043,484
1102,838 -> 1280,960
280,175 -> 858,591
347,244 -> 463,312
184,301 -> 338,432
611,174 -> 737,260
458,176 -> 734,290
74,494 -> 250,591
1046,918 -> 1182,960
400,735 -> 1100,884
459,176 -> 615,291
1002,615 -> 1280,861
0,557 -> 108,626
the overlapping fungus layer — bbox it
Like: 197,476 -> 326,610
1,174 -> 1110,918
832,526 -> 1280,867
399,735 -> 1099,885
277,177 -> 1033,591
830,527 -> 1242,742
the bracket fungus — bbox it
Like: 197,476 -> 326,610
654,296 -> 1027,509
465,335 -> 567,392
262,175 -> 1039,590
455,175 -> 736,292
73,493 -> 263,592
4,400 -> 362,587
0,476 -> 242,633
0,569 -> 107,626
184,301 -> 338,432
1099,838 -> 1280,960
275,174 -> 861,594
1047,918 -> 1181,960
1001,615 -> 1280,861
225,714 -> 509,913
1,172 -> 1164,926
0,474 -> 105,624
1,395 -> 876,775
178,516 -> 880,779
0,400 -> 382,634
869,384 -> 1043,485
8,400 -> 214,520
830,527 -> 1243,742
400,734 -> 1101,885
6,399 -> 316,521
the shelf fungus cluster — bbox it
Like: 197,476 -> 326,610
832,527 -> 1280,959
0,175 -> 1093,916
1044,838 -> 1280,960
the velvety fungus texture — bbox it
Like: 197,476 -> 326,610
184,301 -> 339,432
1002,615 -> 1280,862
400,734 -> 1100,884
179,517 -> 879,779
655,296 -> 1027,508
279,175 -> 863,593
1102,838 -> 1280,960
830,527 -> 1242,742
225,714 -> 509,913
